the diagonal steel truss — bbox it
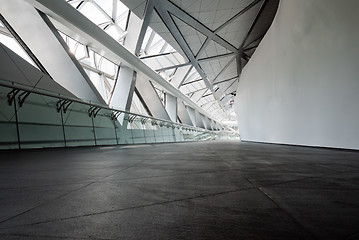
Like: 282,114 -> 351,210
134,0 -> 265,119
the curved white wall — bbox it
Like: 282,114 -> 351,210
235,0 -> 359,150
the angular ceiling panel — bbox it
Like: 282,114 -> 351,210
181,67 -> 201,84
242,0 -> 280,48
217,1 -> 262,48
199,55 -> 233,83
197,39 -> 232,58
217,78 -> 237,96
120,0 -> 147,18
180,79 -> 205,95
191,88 -> 207,102
142,52 -> 185,70
216,78 -> 236,87
171,0 -> 257,31
171,14 -> 207,56
213,58 -> 238,84
224,80 -> 238,95
149,9 -> 186,57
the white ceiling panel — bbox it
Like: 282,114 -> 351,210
213,58 -> 238,83
149,9 -> 186,57
199,55 -> 233,83
171,0 -> 257,31
120,0 -> 147,18
197,39 -> 232,58
171,14 -> 207,56
217,1 -> 262,48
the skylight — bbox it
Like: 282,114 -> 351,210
59,31 -> 119,103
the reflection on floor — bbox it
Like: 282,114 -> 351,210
0,141 -> 358,239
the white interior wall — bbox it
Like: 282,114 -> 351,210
235,0 -> 359,150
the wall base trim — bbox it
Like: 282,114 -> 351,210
241,140 -> 359,153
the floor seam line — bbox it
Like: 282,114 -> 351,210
0,186 -> 256,229
0,181 -> 96,226
96,168 -> 248,182
256,184 -> 320,240
101,159 -> 146,179
0,160 -> 148,226
253,170 -> 358,189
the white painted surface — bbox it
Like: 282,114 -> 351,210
165,93 -> 178,122
1,0 -> 104,104
136,76 -> 170,121
0,43 -> 75,97
186,106 -> 196,127
110,66 -> 135,111
235,0 -> 359,150
178,101 -> 193,126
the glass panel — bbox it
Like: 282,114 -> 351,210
63,102 -> 95,147
93,108 -> 117,145
80,3 -> 109,25
0,83 -> 225,149
0,86 -> 18,149
16,93 -> 65,148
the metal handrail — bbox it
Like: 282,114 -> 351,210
0,79 -> 220,133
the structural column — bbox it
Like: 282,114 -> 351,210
178,101 -> 193,126
186,106 -> 196,127
165,93 -> 177,122
110,67 -> 136,111
135,76 -> 170,121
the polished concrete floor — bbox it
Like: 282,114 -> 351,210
0,141 -> 359,240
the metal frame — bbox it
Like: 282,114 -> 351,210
1,80 -> 218,133
4,0 -> 278,127
139,0 -> 267,119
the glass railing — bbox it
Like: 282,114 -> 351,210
0,80 -> 223,149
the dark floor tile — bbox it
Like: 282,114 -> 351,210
0,141 -> 358,240
0,183 -> 88,224
261,187 -> 359,240
0,189 -> 313,240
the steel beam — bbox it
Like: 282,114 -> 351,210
109,66 -> 136,111
158,1 -> 237,53
135,75 -> 170,121
177,101 -> 193,126
172,65 -> 192,88
195,111 -> 205,129
213,76 -> 239,85
25,0 -> 219,122
155,62 -> 191,72
214,0 -> 262,33
181,78 -> 203,86
1,0 -> 105,104
124,11 -> 143,53
186,106 -> 196,127
211,56 -> 236,84
152,0 -> 234,113
134,0 -> 154,55
197,52 -> 235,63
165,93 -> 177,122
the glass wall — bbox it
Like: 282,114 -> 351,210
0,83 -> 220,149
